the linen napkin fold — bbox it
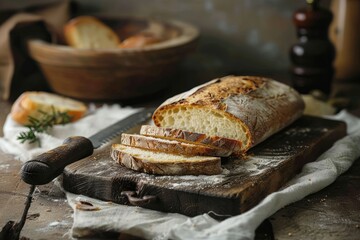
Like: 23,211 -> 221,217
1,107 -> 360,240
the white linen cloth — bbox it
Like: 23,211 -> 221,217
1,105 -> 360,240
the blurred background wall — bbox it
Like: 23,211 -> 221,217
1,0 -> 338,99
72,0 -> 331,84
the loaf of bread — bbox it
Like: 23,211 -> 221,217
111,144 -> 222,175
112,75 -> 304,176
64,16 -> 120,49
121,133 -> 231,157
152,76 -> 305,152
11,91 -> 87,125
140,125 -> 243,155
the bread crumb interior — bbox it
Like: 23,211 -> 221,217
157,107 -> 248,146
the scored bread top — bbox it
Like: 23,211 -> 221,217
152,76 -> 305,152
64,16 -> 120,49
10,91 -> 87,125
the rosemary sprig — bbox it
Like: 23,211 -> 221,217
17,106 -> 72,146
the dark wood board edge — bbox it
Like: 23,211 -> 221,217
121,183 -> 241,218
63,173 -> 241,217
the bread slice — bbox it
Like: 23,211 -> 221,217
10,91 -> 87,125
140,125 -> 243,155
111,144 -> 222,175
64,16 -> 120,49
121,133 -> 231,157
152,76 -> 305,152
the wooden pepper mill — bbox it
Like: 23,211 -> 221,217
290,0 -> 335,95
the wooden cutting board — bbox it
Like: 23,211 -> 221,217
62,116 -> 346,217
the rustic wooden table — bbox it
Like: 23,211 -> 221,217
0,94 -> 359,240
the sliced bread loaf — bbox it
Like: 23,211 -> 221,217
64,16 -> 120,49
111,144 -> 222,175
140,125 -> 243,155
10,91 -> 87,125
152,76 -> 305,152
121,133 -> 231,157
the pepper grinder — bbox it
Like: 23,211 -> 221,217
290,0 -> 335,95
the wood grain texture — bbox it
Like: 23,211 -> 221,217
62,116 -> 346,217
270,159 -> 360,240
0,152 -> 72,240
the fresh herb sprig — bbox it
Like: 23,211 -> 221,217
17,107 -> 72,146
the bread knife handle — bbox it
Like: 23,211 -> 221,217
21,136 -> 93,185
